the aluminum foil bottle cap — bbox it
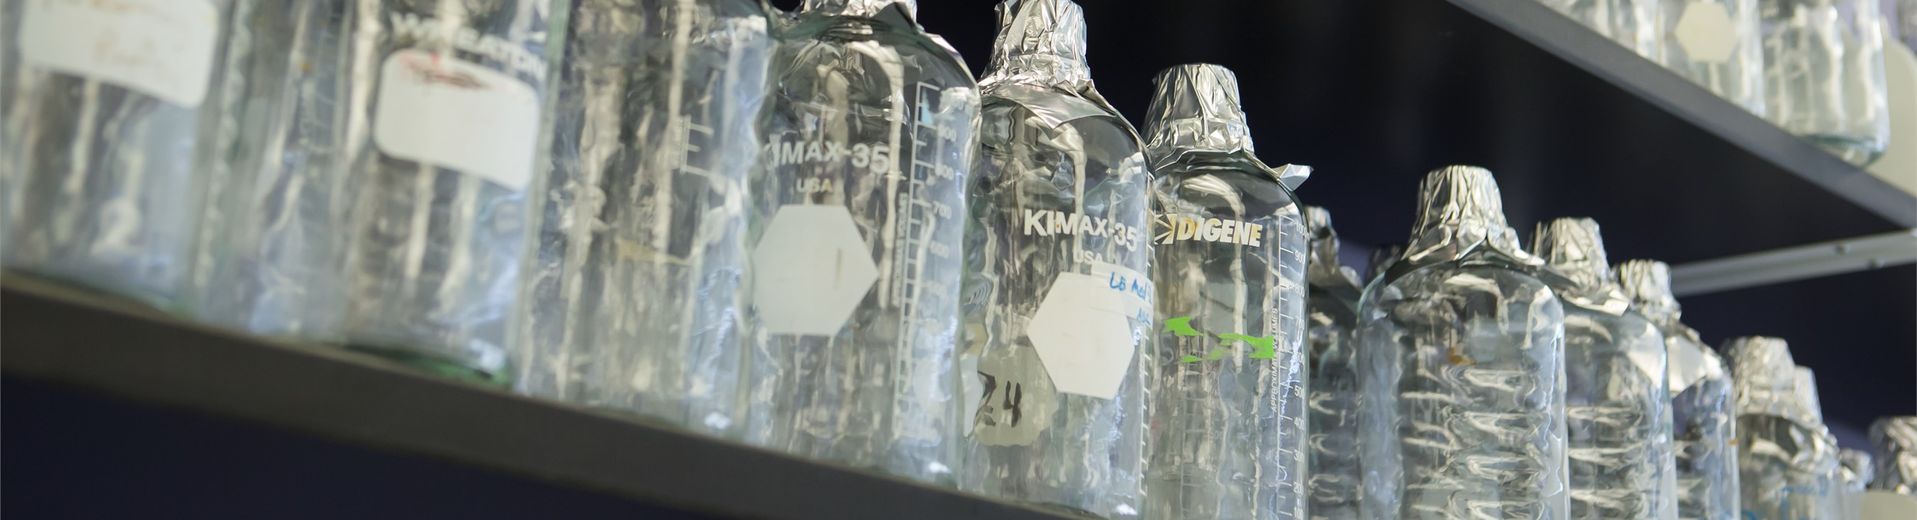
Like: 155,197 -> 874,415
801,0 -> 916,19
1725,336 -> 1812,423
1142,64 -> 1309,189
1144,64 -> 1253,155
1303,206 -> 1362,290
1394,166 -> 1537,276
1841,448 -> 1877,489
982,0 -> 1091,91
1868,416 -> 1917,493
1794,366 -> 1826,425
1532,217 -> 1630,313
1617,259 -> 1681,323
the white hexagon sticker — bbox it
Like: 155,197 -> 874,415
1674,1 -> 1738,64
1026,262 -> 1152,399
752,204 -> 879,336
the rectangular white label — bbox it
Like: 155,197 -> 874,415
20,0 -> 221,107
373,49 -> 540,190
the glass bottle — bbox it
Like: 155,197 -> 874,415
1365,243 -> 1404,286
1143,63 -> 1310,520
1868,416 -> 1917,494
1542,0 -> 1663,57
743,0 -> 979,485
1532,218 -> 1676,520
1358,165 -> 1569,520
1795,366 -> 1848,520
188,0 -> 351,339
511,0 -> 771,436
330,0 -> 555,383
956,0 -> 1149,516
1659,0 -> 1767,114
1760,0 -> 1891,165
1617,259 -> 1740,520
1304,206 -> 1364,520
1725,337 -> 1842,520
2,0 -> 234,306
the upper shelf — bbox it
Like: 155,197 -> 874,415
920,0 -> 1915,264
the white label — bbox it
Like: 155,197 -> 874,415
750,205 -> 879,336
20,0 -> 220,107
373,49 -> 540,190
1673,1 -> 1738,63
1024,262 -> 1152,399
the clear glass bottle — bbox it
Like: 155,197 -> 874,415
1868,416 -> 1917,494
1532,218 -> 1676,520
188,0 -> 351,339
1543,0 -> 1663,57
511,0 -> 771,436
1659,0 -> 1767,114
1760,0 -> 1891,165
1617,259 -> 1740,520
743,0 -> 979,485
331,0 -> 554,383
1726,337 -> 1842,520
1358,165 -> 1569,520
1795,366 -> 1848,520
2,0 -> 234,306
956,0 -> 1149,516
1143,63 -> 1310,520
1304,206 -> 1364,520
1365,243 -> 1404,286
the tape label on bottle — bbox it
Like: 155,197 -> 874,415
373,49 -> 541,190
20,0 -> 221,107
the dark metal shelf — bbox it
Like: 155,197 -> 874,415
0,278 -> 1070,520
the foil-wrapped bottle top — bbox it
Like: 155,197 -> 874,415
1794,366 -> 1826,424
802,0 -> 917,19
1725,336 -> 1814,423
1303,206 -> 1361,289
1868,416 -> 1917,493
1143,64 -> 1254,160
1533,217 -> 1628,313
1396,166 -> 1535,273
1840,448 -> 1876,489
981,0 -> 1090,90
1616,259 -> 1680,323
1141,63 -> 1308,188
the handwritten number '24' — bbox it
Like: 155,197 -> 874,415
976,371 -> 1024,428
1165,316 -> 1277,363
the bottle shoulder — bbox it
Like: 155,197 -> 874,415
1151,166 -> 1300,220
774,19 -> 974,89
1362,261 -> 1560,309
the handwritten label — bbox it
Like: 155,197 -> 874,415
21,0 -> 220,107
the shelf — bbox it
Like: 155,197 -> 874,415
917,0 -> 1914,429
0,278 -> 1069,520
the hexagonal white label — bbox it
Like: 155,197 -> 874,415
751,205 -> 879,336
1026,262 -> 1152,399
1674,1 -> 1738,64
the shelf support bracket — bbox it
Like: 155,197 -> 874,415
1669,229 -> 1917,296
